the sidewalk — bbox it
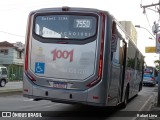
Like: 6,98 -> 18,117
0,81 -> 22,96
148,99 -> 160,120
148,85 -> 160,120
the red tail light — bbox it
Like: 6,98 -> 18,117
24,89 -> 29,92
87,13 -> 105,87
25,72 -> 36,81
86,78 -> 101,87
24,13 -> 36,82
25,16 -> 31,72
25,12 -> 35,72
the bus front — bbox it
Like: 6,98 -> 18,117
23,7 -> 107,106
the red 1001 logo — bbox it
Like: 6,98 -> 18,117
51,49 -> 74,62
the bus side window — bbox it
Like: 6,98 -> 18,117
127,40 -> 136,69
112,38 -> 124,65
119,39 -> 125,65
111,22 -> 118,53
112,38 -> 120,64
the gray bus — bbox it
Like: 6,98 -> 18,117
23,7 -> 144,107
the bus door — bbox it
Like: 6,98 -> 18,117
108,22 -> 126,105
119,39 -> 126,102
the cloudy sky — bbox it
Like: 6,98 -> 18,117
0,0 -> 159,66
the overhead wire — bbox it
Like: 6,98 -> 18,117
140,0 -> 157,38
0,31 -> 24,37
146,7 -> 158,13
141,0 -> 158,31
144,11 -> 152,30
0,1 -> 55,11
0,1 -> 54,39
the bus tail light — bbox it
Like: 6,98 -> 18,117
24,13 -> 36,82
24,14 -> 32,72
25,72 -> 36,81
93,96 -> 99,99
25,12 -> 35,72
86,77 -> 101,87
24,89 -> 29,92
86,13 -> 105,88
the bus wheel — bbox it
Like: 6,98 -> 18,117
139,82 -> 142,91
121,88 -> 129,108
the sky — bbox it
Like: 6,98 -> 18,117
0,0 -> 159,66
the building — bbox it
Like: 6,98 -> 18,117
0,41 -> 24,80
119,21 -> 138,45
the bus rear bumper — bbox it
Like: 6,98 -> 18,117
23,94 -> 104,106
23,74 -> 105,106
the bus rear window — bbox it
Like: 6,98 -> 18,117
34,14 -> 97,39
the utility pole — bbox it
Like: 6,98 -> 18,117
141,1 -> 160,14
141,0 -> 160,23
141,0 -> 160,107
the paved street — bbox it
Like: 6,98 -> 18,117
0,81 -> 22,91
0,85 -> 158,120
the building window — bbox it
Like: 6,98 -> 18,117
0,49 -> 8,55
17,51 -> 22,59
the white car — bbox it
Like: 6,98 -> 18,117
0,66 -> 8,87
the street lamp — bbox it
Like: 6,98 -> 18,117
135,25 -> 156,39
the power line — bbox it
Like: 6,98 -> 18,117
141,1 -> 160,32
0,1 -> 54,11
0,31 -> 24,37
144,11 -> 152,30
146,7 -> 158,13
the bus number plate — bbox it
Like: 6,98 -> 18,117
53,82 -> 67,89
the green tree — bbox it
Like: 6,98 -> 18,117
154,60 -> 160,71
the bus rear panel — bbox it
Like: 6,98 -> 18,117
23,7 -> 144,107
23,7 -> 108,106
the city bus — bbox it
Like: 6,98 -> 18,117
23,7 -> 144,107
143,66 -> 158,86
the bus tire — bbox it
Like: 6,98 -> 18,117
121,87 -> 129,108
139,82 -> 142,91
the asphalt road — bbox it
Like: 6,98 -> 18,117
0,85 -> 158,120
0,86 -> 157,120
0,81 -> 22,91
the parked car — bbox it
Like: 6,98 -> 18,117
143,66 -> 158,86
0,66 -> 8,87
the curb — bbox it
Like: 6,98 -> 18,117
0,89 -> 22,96
147,100 -> 160,120
133,94 -> 157,120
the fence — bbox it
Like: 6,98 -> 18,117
8,64 -> 23,81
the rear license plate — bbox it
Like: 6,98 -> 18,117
53,82 -> 67,89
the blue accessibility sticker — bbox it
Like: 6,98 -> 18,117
35,62 -> 45,74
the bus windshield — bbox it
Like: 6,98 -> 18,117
144,67 -> 153,74
34,14 -> 97,39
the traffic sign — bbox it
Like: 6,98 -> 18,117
35,62 -> 45,74
145,47 -> 156,53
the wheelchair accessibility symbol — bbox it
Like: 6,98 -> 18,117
35,62 -> 45,74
